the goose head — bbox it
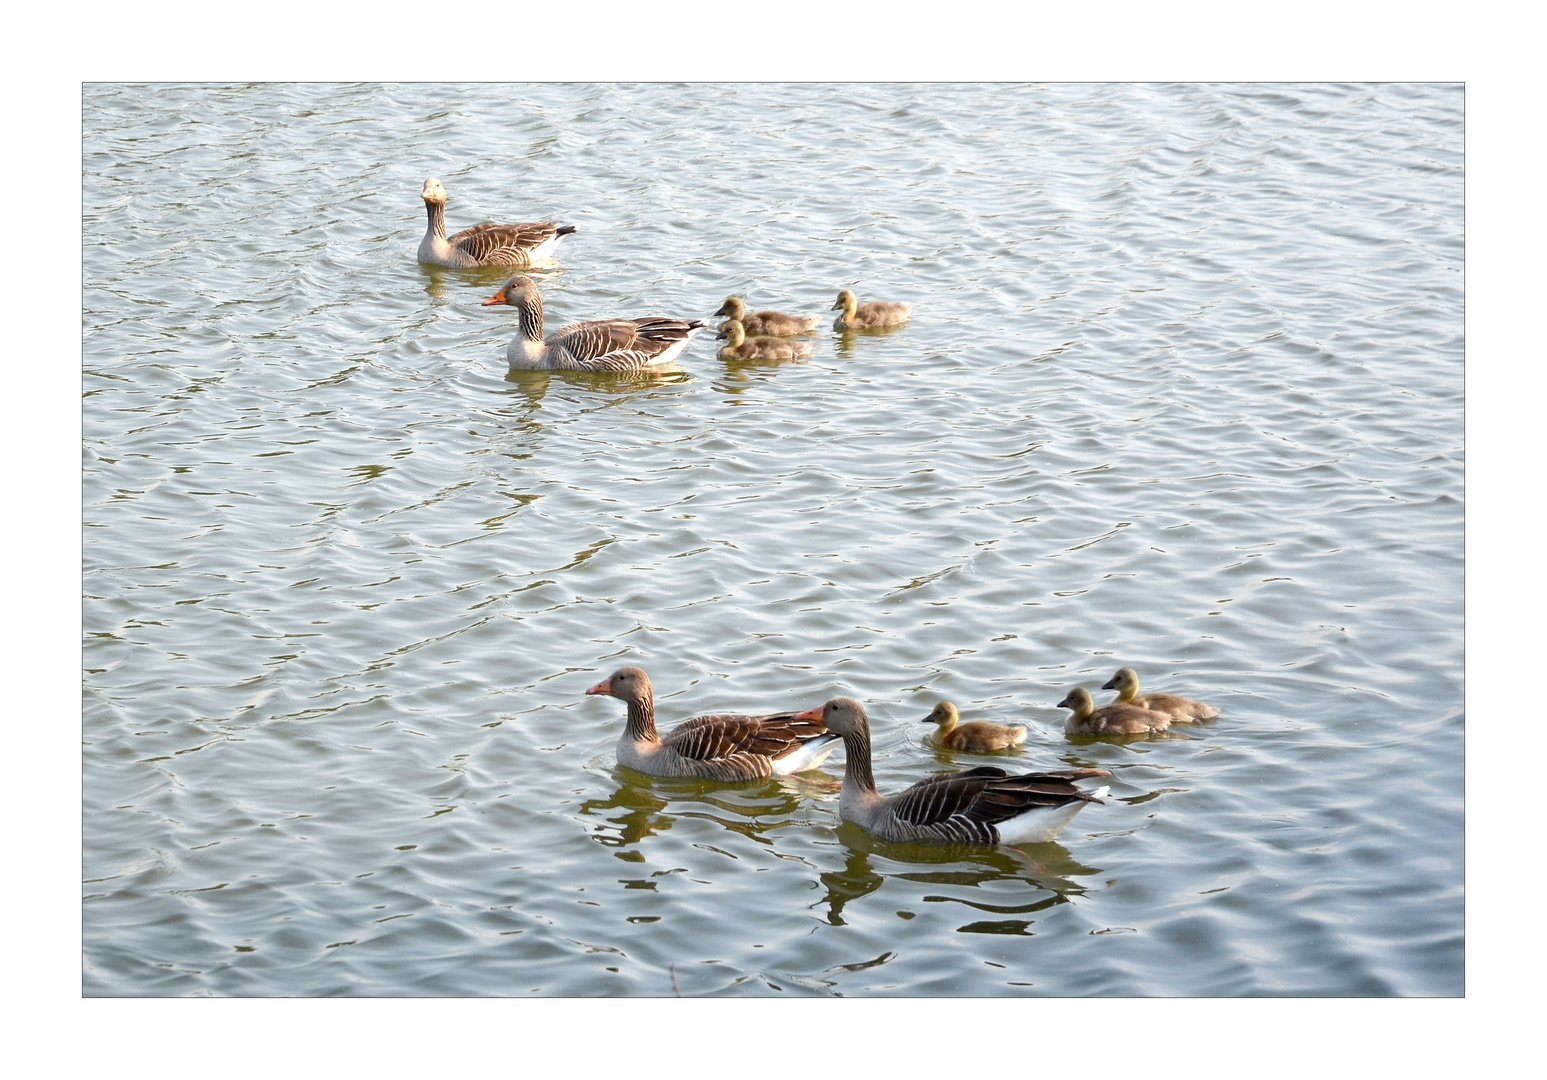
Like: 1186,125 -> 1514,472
1102,667 -> 1141,701
832,289 -> 858,315
1057,686 -> 1095,720
922,700 -> 959,730
482,274 -> 540,308
716,319 -> 747,348
714,296 -> 746,320
421,177 -> 448,205
585,665 -> 652,705
794,696 -> 868,737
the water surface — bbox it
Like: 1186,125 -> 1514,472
82,83 -> 1464,996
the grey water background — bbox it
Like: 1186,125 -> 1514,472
82,83 -> 1463,996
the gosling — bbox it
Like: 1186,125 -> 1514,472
923,701 -> 1028,753
1058,686 -> 1175,736
717,319 -> 812,361
832,289 -> 911,330
1103,667 -> 1219,723
714,296 -> 821,336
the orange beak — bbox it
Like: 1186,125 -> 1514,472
481,288 -> 508,307
585,677 -> 613,696
792,705 -> 824,722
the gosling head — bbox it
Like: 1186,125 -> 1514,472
922,701 -> 960,729
421,177 -> 448,205
714,296 -> 745,320
482,274 -> 539,308
1102,667 -> 1141,701
1057,686 -> 1095,719
793,696 -> 868,738
716,319 -> 746,348
832,288 -> 857,313
585,665 -> 652,705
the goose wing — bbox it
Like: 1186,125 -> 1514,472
551,317 -> 703,370
888,768 -> 1109,841
662,711 -> 829,763
449,221 -> 560,265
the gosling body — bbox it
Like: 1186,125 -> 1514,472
832,289 -> 911,330
716,319 -> 812,361
923,701 -> 1027,753
1059,686 -> 1176,736
1103,667 -> 1219,722
714,296 -> 821,336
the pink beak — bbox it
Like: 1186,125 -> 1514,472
585,677 -> 612,696
481,288 -> 507,307
791,705 -> 824,722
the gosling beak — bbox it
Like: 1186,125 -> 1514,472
585,677 -> 612,696
792,706 -> 824,723
481,288 -> 507,306
1101,678 -> 1117,690
830,299 -> 842,310
713,302 -> 732,317
1056,693 -> 1075,709
715,329 -> 728,340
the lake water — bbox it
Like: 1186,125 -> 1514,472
82,82 -> 1464,996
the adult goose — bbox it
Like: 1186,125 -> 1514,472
416,178 -> 576,268
1058,686 -> 1176,736
1103,667 -> 1220,723
831,289 -> 911,330
714,296 -> 821,336
482,275 -> 706,371
922,701 -> 1027,753
717,320 -> 812,361
585,666 -> 840,781
793,698 -> 1108,845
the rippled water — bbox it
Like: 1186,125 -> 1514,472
82,83 -> 1464,996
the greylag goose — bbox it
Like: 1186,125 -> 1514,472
416,178 -> 576,268
831,289 -> 911,330
714,296 -> 821,336
793,698 -> 1108,845
717,320 -> 812,361
1103,667 -> 1220,722
923,701 -> 1027,753
585,666 -> 840,781
482,275 -> 706,372
1058,686 -> 1176,736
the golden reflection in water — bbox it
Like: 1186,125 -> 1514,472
832,323 -> 908,359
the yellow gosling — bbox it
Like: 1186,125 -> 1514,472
714,296 -> 821,336
832,288 -> 911,330
923,700 -> 1028,753
1103,667 -> 1220,723
1058,686 -> 1174,736
717,319 -> 812,361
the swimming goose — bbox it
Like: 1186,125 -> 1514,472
831,289 -> 911,330
1103,667 -> 1220,722
717,320 -> 812,361
793,697 -> 1108,845
416,178 -> 577,268
1058,686 -> 1176,736
923,701 -> 1028,753
714,296 -> 821,336
585,666 -> 840,781
482,275 -> 706,371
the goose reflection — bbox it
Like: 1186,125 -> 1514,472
578,769 -> 840,855
833,323 -> 908,359
816,823 -> 1102,930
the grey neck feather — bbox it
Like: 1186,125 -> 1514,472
426,200 -> 447,241
626,697 -> 658,744
841,731 -> 877,796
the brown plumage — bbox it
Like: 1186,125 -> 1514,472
584,666 -> 839,781
795,697 -> 1108,845
1103,667 -> 1220,722
416,178 -> 576,268
482,275 -> 705,372
714,296 -> 821,336
923,701 -> 1028,753
716,320 -> 812,361
1058,686 -> 1176,736
831,288 -> 911,330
